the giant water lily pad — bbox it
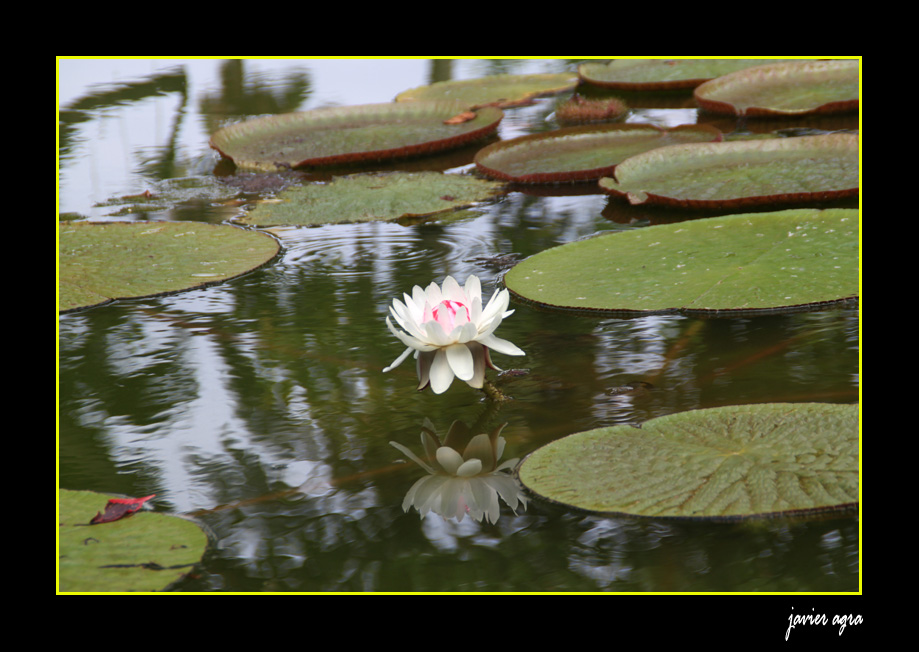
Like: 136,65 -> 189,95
578,59 -> 804,90
59,221 -> 280,312
517,403 -> 858,520
598,133 -> 858,208
504,208 -> 858,316
395,73 -> 579,108
209,101 -> 503,171
474,123 -> 722,184
238,171 -> 506,227
58,489 -> 210,592
694,60 -> 859,116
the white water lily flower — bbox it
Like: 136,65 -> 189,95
390,420 -> 527,523
383,275 -> 525,394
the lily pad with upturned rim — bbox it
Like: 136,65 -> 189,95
394,72 -> 579,108
517,402 -> 858,520
503,208 -> 858,317
578,59 -> 805,91
694,60 -> 859,117
598,133 -> 858,209
474,123 -> 722,184
237,171 -> 507,227
209,101 -> 504,172
59,221 -> 280,312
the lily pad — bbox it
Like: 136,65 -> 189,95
578,59 -> 804,90
694,60 -> 859,116
504,208 -> 858,316
59,221 -> 280,312
209,101 -> 504,171
517,403 -> 858,520
598,133 -> 858,208
238,171 -> 506,227
474,123 -> 722,184
58,489 -> 210,592
395,72 -> 579,108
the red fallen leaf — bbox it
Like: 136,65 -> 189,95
90,494 -> 156,524
443,111 -> 477,125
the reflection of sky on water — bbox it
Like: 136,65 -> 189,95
57,58 -> 572,218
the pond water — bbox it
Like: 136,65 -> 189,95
57,58 -> 860,593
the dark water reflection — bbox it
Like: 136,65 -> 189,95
58,58 -> 859,592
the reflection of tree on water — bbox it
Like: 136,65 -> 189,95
59,60 -> 313,189
391,419 -> 527,524
58,68 -> 188,159
198,59 -> 312,130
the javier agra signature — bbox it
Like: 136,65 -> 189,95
786,606 -> 863,640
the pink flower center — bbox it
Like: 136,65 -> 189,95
432,299 -> 468,331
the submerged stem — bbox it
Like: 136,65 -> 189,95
481,377 -> 512,403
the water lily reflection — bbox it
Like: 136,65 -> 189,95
383,275 -> 525,394
391,420 -> 527,524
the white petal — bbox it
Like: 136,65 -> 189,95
456,458 -> 483,477
479,332 -> 525,356
449,320 -> 477,344
469,478 -> 501,523
423,319 -> 453,347
389,440 -> 436,474
390,303 -> 426,341
383,345 -> 413,372
495,437 -> 507,461
445,343 -> 475,381
464,433 -> 496,471
480,288 -> 510,324
435,446 -> 464,475
402,475 -> 433,513
468,295 -> 483,323
410,475 -> 447,516
424,280 -> 443,305
464,275 -> 482,302
453,304 -> 469,327
428,349 -> 456,394
466,341 -> 487,388
442,275 -> 465,303
484,474 -> 526,514
411,286 -> 428,312
439,478 -> 467,520
387,316 -> 436,352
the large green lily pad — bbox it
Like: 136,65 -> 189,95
504,208 -> 858,316
517,403 -> 858,520
694,60 -> 859,116
209,101 -> 503,171
395,72 -> 579,108
474,123 -> 722,184
58,490 -> 210,592
578,59 -> 804,90
59,221 -> 280,312
598,133 -> 858,208
237,171 -> 506,227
